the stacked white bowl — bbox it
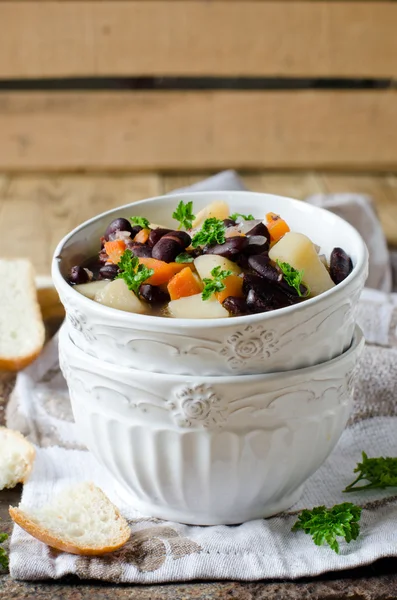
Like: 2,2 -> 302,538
53,191 -> 368,525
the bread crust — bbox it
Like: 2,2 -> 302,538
0,348 -> 44,372
9,485 -> 131,556
0,260 -> 45,372
0,427 -> 35,489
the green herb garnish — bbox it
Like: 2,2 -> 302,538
172,200 -> 196,230
130,216 -> 150,229
201,266 -> 233,301
276,260 -> 309,297
230,213 -> 255,221
192,218 -> 226,248
292,503 -> 361,554
175,252 -> 194,264
343,452 -> 397,493
0,532 -> 8,570
116,249 -> 154,297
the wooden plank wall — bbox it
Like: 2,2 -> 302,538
1,91 -> 396,171
1,2 -> 396,78
1,0 -> 397,274
0,0 -> 396,171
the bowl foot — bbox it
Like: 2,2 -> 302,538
115,484 -> 305,526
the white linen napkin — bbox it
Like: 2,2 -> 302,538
6,171 -> 397,581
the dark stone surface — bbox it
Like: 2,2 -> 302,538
1,562 -> 397,600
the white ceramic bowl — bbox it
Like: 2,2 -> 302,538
52,191 -> 368,376
59,323 -> 364,525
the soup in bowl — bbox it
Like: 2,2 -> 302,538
52,191 -> 368,375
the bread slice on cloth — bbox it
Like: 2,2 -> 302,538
0,427 -> 35,491
0,259 -> 45,371
9,482 -> 131,555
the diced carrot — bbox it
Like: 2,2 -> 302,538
216,274 -> 244,304
167,267 -> 203,301
266,212 -> 290,243
138,257 -> 187,286
134,228 -> 150,244
169,261 -> 196,273
173,260 -> 196,272
104,239 -> 126,264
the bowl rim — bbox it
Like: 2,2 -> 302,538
52,190 -> 368,329
60,322 -> 364,382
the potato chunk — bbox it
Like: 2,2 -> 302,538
194,255 -> 241,281
74,280 -> 110,300
168,293 -> 229,319
192,201 -> 229,229
94,278 -> 147,313
269,232 -> 335,297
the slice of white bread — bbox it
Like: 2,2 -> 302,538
9,482 -> 131,555
0,260 -> 45,371
0,426 -> 35,491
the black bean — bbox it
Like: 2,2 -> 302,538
152,231 -> 191,262
268,286 -> 298,308
248,255 -> 305,299
69,266 -> 89,285
148,228 -> 172,247
127,243 -> 152,258
236,254 -> 250,270
168,230 -> 191,248
243,273 -> 269,296
330,247 -> 353,285
263,260 -> 307,298
246,221 -> 270,243
223,218 -> 236,228
104,218 -> 133,240
152,237 -> 182,263
222,296 -> 249,316
246,289 -> 273,313
248,255 -> 278,281
140,284 -> 170,305
98,264 -> 119,280
204,236 -> 248,261
244,235 -> 270,256
277,276 -> 308,299
243,273 -> 296,310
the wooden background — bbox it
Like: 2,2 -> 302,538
0,0 -> 396,273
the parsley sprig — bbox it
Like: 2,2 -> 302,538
202,266 -> 233,301
130,216 -> 150,229
276,260 -> 309,297
175,252 -> 194,264
192,218 -> 226,248
0,532 -> 8,570
292,503 -> 361,554
172,200 -> 196,230
344,452 -> 397,493
230,212 -> 255,221
116,249 -> 154,297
